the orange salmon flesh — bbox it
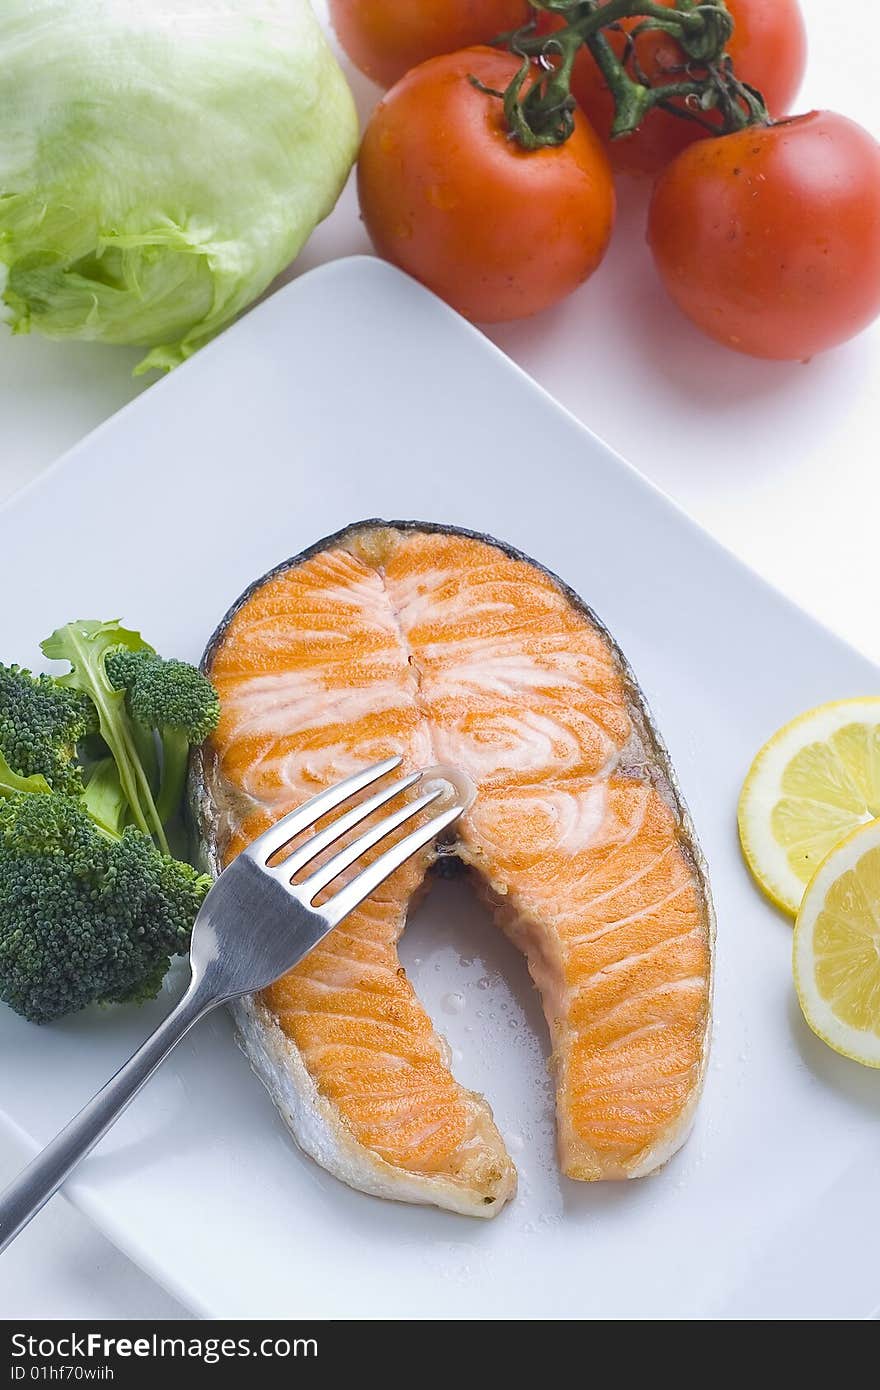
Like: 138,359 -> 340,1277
199,523 -> 713,1203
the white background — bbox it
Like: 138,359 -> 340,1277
0,0 -> 877,1319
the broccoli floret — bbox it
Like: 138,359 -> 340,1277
0,621 -> 219,1024
41,622 -> 219,854
105,649 -> 220,745
105,648 -> 219,827
0,793 -> 210,1023
0,664 -> 96,795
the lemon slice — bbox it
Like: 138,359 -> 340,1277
793,819 -> 880,1067
738,698 -> 880,915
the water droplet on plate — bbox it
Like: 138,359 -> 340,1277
442,991 -> 466,1015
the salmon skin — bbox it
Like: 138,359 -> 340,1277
192,520 -> 714,1218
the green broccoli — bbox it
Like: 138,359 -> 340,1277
41,620 -> 169,850
41,620 -> 218,855
0,620 -> 220,1024
0,789 -> 210,1024
0,663 -> 97,795
105,647 -> 219,829
0,750 -> 53,799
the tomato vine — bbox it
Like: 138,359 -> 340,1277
472,0 -> 771,149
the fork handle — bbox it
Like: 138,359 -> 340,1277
0,981 -> 213,1254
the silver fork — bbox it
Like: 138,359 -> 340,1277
0,756 -> 462,1254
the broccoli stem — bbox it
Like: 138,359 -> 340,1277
130,720 -> 159,800
155,727 -> 191,830
81,642 -> 170,852
41,623 -> 170,856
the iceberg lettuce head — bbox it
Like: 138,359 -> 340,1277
0,0 -> 358,371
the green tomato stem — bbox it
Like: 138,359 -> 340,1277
486,0 -> 769,149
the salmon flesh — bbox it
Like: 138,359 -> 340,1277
192,522 -> 714,1217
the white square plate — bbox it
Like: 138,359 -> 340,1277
1,258 -> 878,1320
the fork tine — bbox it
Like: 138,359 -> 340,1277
301,786 -> 447,900
278,770 -> 424,878
320,804 -> 464,927
244,756 -> 403,863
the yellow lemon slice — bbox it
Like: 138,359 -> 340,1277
793,818 -> 880,1067
738,698 -> 880,915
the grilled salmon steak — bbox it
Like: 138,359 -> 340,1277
193,522 -> 714,1217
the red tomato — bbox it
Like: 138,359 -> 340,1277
542,0 -> 807,176
647,112 -> 880,360
328,0 -> 530,88
358,48 -> 616,323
